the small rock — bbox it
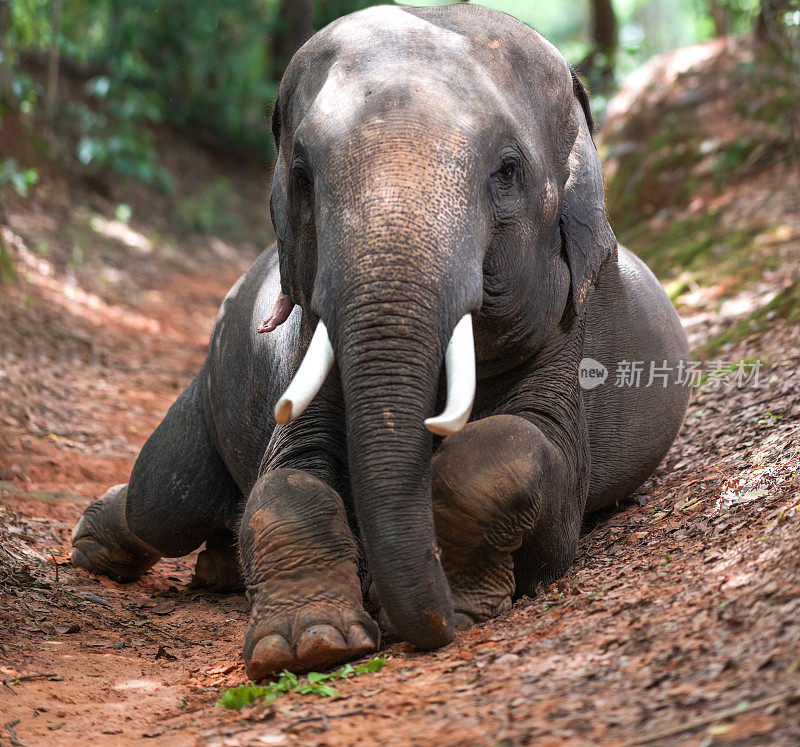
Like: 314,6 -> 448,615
79,592 -> 111,608
493,653 -> 520,667
155,645 -> 178,661
150,600 -> 176,615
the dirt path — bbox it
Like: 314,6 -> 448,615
2,38 -> 800,746
2,298 -> 799,745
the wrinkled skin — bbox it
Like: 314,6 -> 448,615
72,5 -> 690,677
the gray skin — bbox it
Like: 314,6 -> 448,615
71,5 -> 690,677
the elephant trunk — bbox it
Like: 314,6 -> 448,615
274,123 -> 483,646
335,293 -> 456,648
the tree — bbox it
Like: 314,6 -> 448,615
706,0 -> 732,36
272,0 -> 313,80
44,0 -> 63,120
576,0 -> 619,96
756,0 -> 799,61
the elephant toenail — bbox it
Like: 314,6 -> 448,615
246,634 -> 294,680
70,546 -> 92,571
295,624 -> 348,667
346,624 -> 377,652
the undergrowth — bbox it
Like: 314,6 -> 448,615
699,278 -> 800,357
216,657 -> 386,711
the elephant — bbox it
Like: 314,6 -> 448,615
71,4 -> 690,678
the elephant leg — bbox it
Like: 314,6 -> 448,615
239,468 -> 378,679
71,483 -> 161,582
190,530 -> 244,591
431,414 -> 577,627
72,375 -> 241,581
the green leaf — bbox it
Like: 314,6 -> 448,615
315,684 -> 341,698
276,670 -> 298,691
216,656 -> 387,710
215,684 -> 272,710
307,671 -> 338,684
295,683 -> 341,697
352,657 -> 386,674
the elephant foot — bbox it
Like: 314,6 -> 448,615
190,531 -> 244,591
239,470 -> 379,679
432,416 -> 544,627
244,599 -> 378,679
71,484 -> 161,582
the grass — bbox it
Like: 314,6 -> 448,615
616,209 -> 778,299
0,239 -> 16,284
216,657 -> 386,711
698,279 -> 800,358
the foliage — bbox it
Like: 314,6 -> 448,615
0,158 -> 38,198
699,279 -> 800,357
215,657 -> 386,711
0,157 -> 38,283
175,179 -> 240,236
1,0 -> 791,181
0,240 -> 14,283
67,77 -> 173,192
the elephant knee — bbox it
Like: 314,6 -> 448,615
431,415 -> 546,550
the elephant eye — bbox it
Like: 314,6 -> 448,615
291,161 -> 312,193
498,162 -> 515,178
492,156 -> 520,188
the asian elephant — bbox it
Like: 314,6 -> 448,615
71,4 -> 690,678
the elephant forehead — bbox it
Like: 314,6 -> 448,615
307,63 -> 489,141
301,7 -> 501,130
327,6 -> 469,56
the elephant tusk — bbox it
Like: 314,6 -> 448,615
274,321 -> 335,425
424,313 -> 475,437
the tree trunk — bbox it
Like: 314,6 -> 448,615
576,0 -> 619,96
756,0 -> 799,64
707,0 -> 731,36
272,0 -> 314,81
44,0 -> 63,120
0,0 -> 12,104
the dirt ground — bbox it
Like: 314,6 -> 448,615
2,39 -> 799,745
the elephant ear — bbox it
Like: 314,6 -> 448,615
269,97 -> 295,297
560,70 -> 617,316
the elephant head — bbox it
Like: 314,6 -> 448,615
267,5 -> 616,649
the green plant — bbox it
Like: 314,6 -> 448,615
0,158 -> 38,198
175,179 -> 240,236
699,279 -> 800,357
0,240 -> 15,284
712,140 -> 757,179
0,158 -> 38,284
68,79 -> 173,192
216,657 -> 386,711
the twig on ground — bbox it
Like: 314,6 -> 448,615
629,690 -> 799,745
49,551 -> 59,583
285,708 -> 367,730
733,391 -> 793,413
4,718 -> 27,747
3,673 -> 62,693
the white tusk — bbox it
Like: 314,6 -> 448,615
424,314 -> 475,437
274,321 -> 335,425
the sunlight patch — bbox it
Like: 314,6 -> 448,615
113,679 -> 163,692
89,215 -> 153,254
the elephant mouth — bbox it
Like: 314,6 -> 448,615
273,313 -> 477,437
